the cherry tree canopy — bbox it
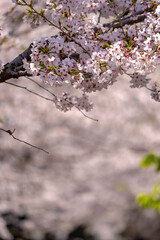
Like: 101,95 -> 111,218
0,0 -> 160,112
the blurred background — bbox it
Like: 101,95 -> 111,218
0,2 -> 160,240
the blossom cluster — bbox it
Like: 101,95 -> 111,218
11,0 -> 160,111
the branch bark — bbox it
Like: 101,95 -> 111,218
103,8 -> 152,29
0,44 -> 32,83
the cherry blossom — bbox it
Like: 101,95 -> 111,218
4,0 -> 160,111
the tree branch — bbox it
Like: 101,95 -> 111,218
103,7 -> 153,29
0,44 -> 32,83
0,128 -> 49,154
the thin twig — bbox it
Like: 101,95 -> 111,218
108,0 -> 128,41
77,107 -> 98,122
5,81 -> 54,102
0,128 -> 49,154
26,76 -> 98,121
6,79 -> 98,121
97,9 -> 102,24
22,0 -> 91,57
25,76 -> 57,99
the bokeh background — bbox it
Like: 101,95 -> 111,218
0,2 -> 160,240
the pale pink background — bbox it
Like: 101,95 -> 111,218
0,2 -> 160,240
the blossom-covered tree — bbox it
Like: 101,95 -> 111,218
0,0 -> 160,113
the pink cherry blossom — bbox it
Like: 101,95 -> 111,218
3,0 -> 160,111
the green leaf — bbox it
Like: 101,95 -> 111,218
136,194 -> 153,208
137,183 -> 160,213
141,154 -> 160,171
17,2 -> 26,6
83,72 -> 92,78
140,153 -> 155,167
70,71 -> 79,76
49,65 -> 57,72
100,62 -> 108,68
39,61 -> 46,70
40,9 -> 45,17
102,43 -> 112,49
151,184 -> 160,200
28,0 -> 33,8
58,19 -> 61,27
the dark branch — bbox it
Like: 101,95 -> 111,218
0,128 -> 49,154
5,81 -> 54,102
0,44 -> 32,83
103,7 -> 153,29
103,14 -> 146,29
